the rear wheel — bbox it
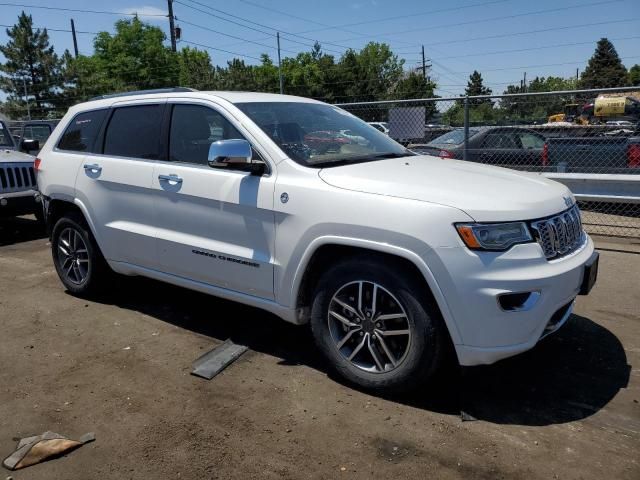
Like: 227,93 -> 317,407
51,213 -> 109,295
310,257 -> 446,393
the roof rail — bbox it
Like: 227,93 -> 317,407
90,87 -> 198,101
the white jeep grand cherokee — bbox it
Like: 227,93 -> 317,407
36,89 -> 598,392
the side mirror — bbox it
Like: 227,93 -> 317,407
21,139 -> 39,152
207,139 -> 252,168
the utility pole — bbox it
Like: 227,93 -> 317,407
576,68 -> 579,81
523,72 -> 527,92
421,45 -> 426,80
70,19 -> 79,58
167,0 -> 177,52
22,78 -> 31,120
277,32 -> 283,94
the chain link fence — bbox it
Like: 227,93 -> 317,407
338,86 -> 640,239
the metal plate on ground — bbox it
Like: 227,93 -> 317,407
191,340 -> 248,380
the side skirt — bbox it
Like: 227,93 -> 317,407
108,260 -> 301,324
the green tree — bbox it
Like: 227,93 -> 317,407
92,17 -> 179,91
177,47 -> 215,90
629,64 -> 640,86
58,17 -> 181,108
0,11 -> 65,119
389,71 -> 438,118
465,70 -> 492,105
500,76 -> 578,121
579,38 -> 628,89
334,42 -> 404,102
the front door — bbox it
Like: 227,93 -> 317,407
151,101 -> 276,300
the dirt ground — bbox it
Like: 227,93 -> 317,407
1,216 -> 638,480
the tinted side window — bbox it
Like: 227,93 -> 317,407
169,104 -> 243,165
104,105 -> 163,159
24,125 -> 52,143
58,109 -> 108,152
481,133 -> 518,149
519,132 -> 545,149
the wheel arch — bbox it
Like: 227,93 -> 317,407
46,198 -> 101,248
291,237 -> 462,345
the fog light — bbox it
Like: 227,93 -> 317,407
0,198 -> 7,207
498,291 -> 540,312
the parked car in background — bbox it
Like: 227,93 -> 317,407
37,89 -> 598,393
543,135 -> 640,174
1,121 -> 41,220
606,120 -> 634,127
339,129 -> 368,145
1,120 -> 40,153
6,120 -> 56,154
368,121 -> 389,135
303,130 -> 351,153
414,126 -> 547,171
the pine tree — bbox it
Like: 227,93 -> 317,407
0,12 -> 64,118
629,64 -> 640,86
465,70 -> 492,105
579,38 -> 628,89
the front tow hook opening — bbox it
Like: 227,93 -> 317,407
498,291 -> 541,312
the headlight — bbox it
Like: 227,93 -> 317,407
455,222 -> 533,251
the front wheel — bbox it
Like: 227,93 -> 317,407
310,257 -> 447,393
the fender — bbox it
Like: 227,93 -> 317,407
288,235 -> 463,345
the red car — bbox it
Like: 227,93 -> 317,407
304,130 -> 351,153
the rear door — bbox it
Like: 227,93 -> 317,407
475,130 -> 521,167
151,99 -> 276,299
73,100 -> 165,268
515,131 -> 545,171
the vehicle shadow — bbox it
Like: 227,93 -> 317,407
0,215 -> 46,246
89,275 -> 630,427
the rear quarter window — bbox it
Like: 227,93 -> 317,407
57,109 -> 108,152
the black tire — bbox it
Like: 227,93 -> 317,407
310,256 -> 447,393
51,212 -> 109,296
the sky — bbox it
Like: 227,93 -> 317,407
1,0 -> 639,99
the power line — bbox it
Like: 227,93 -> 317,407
0,23 -> 99,34
300,0 -> 510,33
445,55 -> 640,74
420,18 -> 640,48
331,0 -> 626,43
436,35 -> 640,61
176,18 -> 299,55
181,39 -> 263,61
0,2 -> 168,17
175,0 -> 350,54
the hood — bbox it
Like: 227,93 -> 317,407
319,155 -> 573,222
0,149 -> 35,164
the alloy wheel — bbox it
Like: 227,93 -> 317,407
327,280 -> 412,373
56,227 -> 90,285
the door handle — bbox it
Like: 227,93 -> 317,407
158,174 -> 183,184
83,163 -> 102,173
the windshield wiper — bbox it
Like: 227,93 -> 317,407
312,151 -> 414,168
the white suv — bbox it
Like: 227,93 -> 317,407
36,89 -> 599,392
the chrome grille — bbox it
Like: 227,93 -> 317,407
530,206 -> 584,259
0,163 -> 36,193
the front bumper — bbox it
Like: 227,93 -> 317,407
0,189 -> 41,218
429,234 -> 596,366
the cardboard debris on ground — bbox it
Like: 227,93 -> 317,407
2,431 -> 95,471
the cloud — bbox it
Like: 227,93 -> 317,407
118,5 -> 167,21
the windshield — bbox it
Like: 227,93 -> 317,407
235,102 -> 412,167
428,128 -> 479,146
0,123 -> 14,147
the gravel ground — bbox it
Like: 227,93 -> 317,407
0,216 -> 638,479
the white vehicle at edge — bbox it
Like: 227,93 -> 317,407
36,89 -> 599,392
